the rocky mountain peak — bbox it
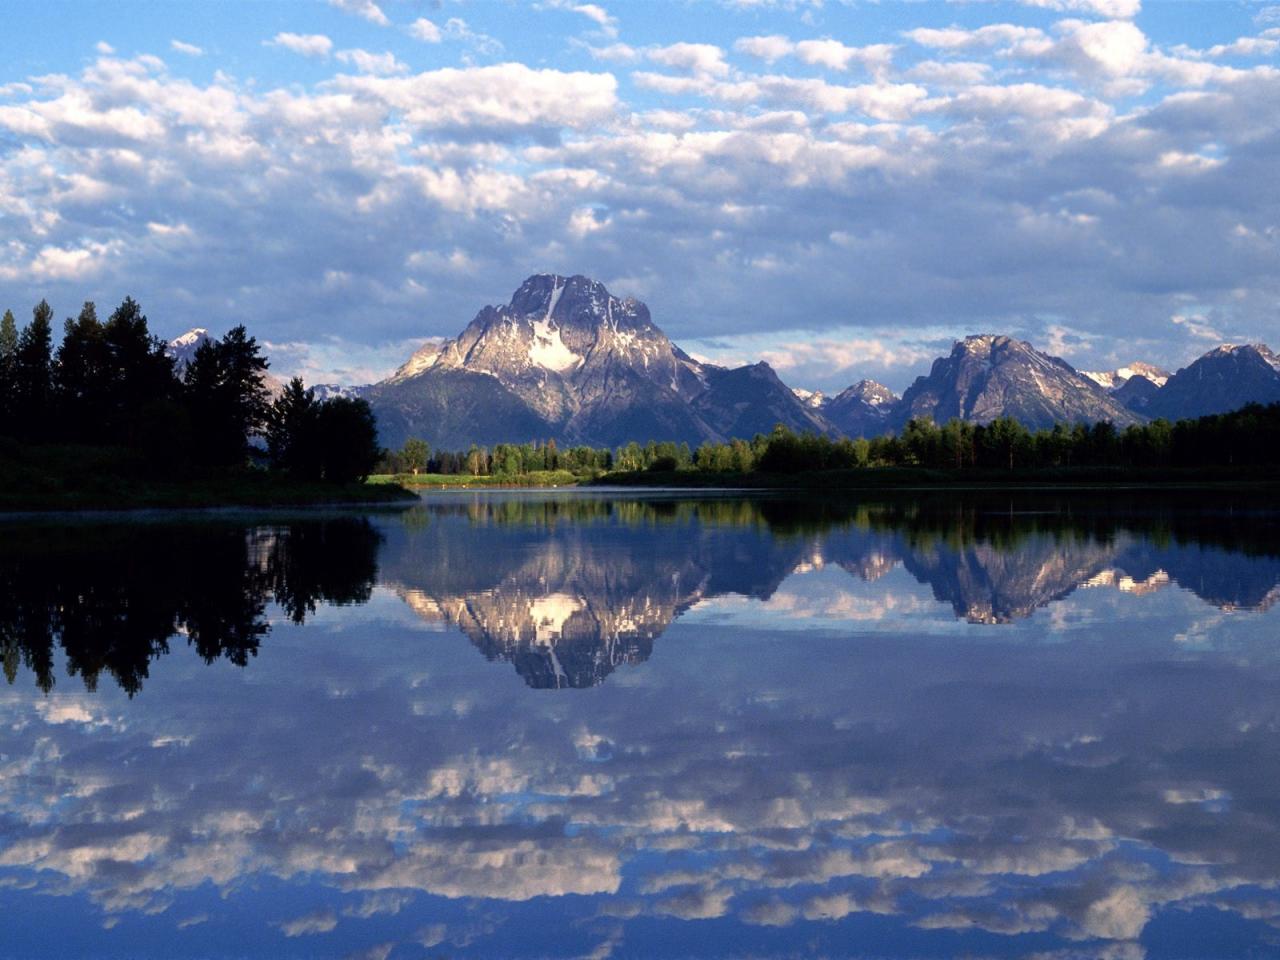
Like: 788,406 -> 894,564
893,333 -> 1140,431
1083,361 -> 1171,391
841,379 -> 897,407
1145,341 -> 1280,420
366,272 -> 837,448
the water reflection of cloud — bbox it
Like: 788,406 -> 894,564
3,501 -> 1280,956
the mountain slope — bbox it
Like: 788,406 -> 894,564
365,274 -> 834,449
1144,344 -> 1280,420
890,335 -> 1143,432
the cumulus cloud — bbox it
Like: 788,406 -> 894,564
647,42 -> 730,77
408,18 -> 442,44
327,0 -> 389,27
0,4 -> 1277,384
335,49 -> 408,76
266,32 -> 334,58
170,40 -> 203,57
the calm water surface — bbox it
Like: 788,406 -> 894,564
2,491 -> 1280,959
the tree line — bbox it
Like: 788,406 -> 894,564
378,438 -> 616,477
377,404 -> 1280,480
736,407 -> 1280,474
0,297 -> 380,482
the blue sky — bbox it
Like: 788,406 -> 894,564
0,0 -> 1277,390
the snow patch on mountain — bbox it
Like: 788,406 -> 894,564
528,317 -> 582,373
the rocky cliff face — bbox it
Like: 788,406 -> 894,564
365,274 -> 833,449
889,335 -> 1142,432
1144,344 -> 1280,421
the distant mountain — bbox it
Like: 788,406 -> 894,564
1144,344 -> 1280,421
792,387 -> 826,409
167,327 -> 287,398
823,379 -> 898,438
166,327 -> 212,375
364,274 -> 833,449
1113,374 -> 1161,412
1081,361 -> 1170,391
310,383 -> 365,402
890,335 -> 1142,432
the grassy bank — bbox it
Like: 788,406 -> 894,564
0,443 -> 417,512
369,469 -> 585,488
594,464 -> 1280,491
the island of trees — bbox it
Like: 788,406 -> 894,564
0,297 -> 404,509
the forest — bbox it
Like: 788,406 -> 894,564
0,297 -> 381,485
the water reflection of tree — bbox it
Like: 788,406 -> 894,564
0,519 -> 381,695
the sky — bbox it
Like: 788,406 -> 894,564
0,0 -> 1277,392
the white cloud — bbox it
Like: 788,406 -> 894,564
408,18 -> 442,44
170,40 -> 203,57
735,35 -> 795,64
1020,0 -> 1141,18
647,42 -> 730,78
336,49 -> 408,77
327,0 -> 389,27
266,33 -> 333,59
547,1 -> 619,38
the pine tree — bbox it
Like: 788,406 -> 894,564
102,296 -> 178,443
14,300 -> 54,440
0,309 -> 18,431
183,325 -> 269,466
266,377 -> 319,475
55,301 -> 108,441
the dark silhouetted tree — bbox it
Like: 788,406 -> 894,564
265,377 -> 320,476
14,300 -> 54,440
316,397 -> 381,483
183,325 -> 270,466
55,301 -> 109,441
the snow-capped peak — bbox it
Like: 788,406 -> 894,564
792,387 -> 827,409
170,327 -> 209,348
1082,361 -> 1171,391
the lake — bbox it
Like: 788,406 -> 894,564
2,490 -> 1279,959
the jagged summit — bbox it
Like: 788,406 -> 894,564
365,277 -> 1280,448
366,273 -> 832,448
822,379 -> 900,438
170,327 -> 209,348
1082,361 -> 1170,391
891,334 -> 1140,431
166,328 -> 213,374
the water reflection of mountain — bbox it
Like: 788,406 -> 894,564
4,496 -> 1279,694
0,520 -> 381,695
384,496 -> 1280,687
381,501 -> 814,688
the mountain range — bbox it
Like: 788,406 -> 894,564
169,274 -> 1280,447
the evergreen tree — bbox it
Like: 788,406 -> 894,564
14,300 -> 54,440
184,325 -> 270,466
101,297 -> 178,444
54,302 -> 108,441
266,377 -> 319,475
315,397 -> 381,483
0,308 -> 17,430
